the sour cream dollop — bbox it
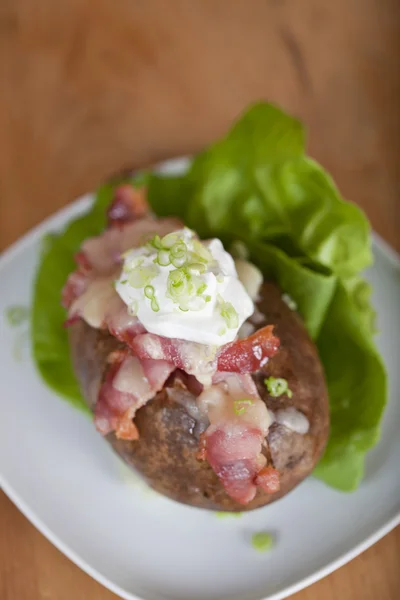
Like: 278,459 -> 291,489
115,228 -> 254,346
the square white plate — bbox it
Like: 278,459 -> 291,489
0,159 -> 399,600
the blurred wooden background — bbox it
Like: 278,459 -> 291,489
0,1 -> 399,599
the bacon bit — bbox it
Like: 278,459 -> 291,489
107,185 -> 149,228
204,426 -> 265,504
196,433 -> 207,461
94,351 -> 174,440
196,374 -> 272,504
217,325 -> 280,373
131,333 -> 217,384
212,371 -> 258,396
255,466 -> 280,494
107,305 -> 146,345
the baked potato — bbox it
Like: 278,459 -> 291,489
70,281 -> 329,512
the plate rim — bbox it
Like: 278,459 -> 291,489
1,165 -> 399,600
1,469 -> 399,600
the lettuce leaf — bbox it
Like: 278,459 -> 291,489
314,283 -> 387,489
31,102 -> 386,491
247,242 -> 337,339
31,181 -> 131,412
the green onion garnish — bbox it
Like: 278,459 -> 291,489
192,239 -> 213,264
171,255 -> 186,268
219,296 -> 239,329
233,398 -> 254,416
196,282 -> 207,296
188,262 -> 206,274
170,241 -> 187,268
251,532 -> 274,552
167,269 -> 187,297
157,249 -> 171,266
264,377 -> 293,398
151,297 -> 160,312
147,234 -> 163,250
167,269 -> 196,305
161,232 -> 180,249
144,285 -> 155,299
128,265 -> 157,289
123,257 -> 144,273
6,305 -> 30,327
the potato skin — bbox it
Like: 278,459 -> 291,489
70,282 -> 329,511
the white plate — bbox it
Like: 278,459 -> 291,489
0,159 -> 399,600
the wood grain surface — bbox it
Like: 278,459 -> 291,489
0,1 -> 399,599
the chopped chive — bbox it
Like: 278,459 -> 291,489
264,377 -> 293,398
188,262 -> 206,274
170,241 -> 187,267
157,249 -> 171,266
161,232 -> 180,249
128,265 -> 157,289
251,532 -> 274,552
147,234 -> 163,250
197,282 -> 207,295
218,295 -> 239,329
171,255 -> 186,268
144,285 -> 155,299
233,398 -> 254,416
192,239 -> 213,263
6,305 -> 30,327
151,297 -> 160,312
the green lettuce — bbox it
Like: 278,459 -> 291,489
314,283 -> 386,489
31,102 -> 386,491
31,181 -> 133,413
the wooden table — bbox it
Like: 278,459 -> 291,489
0,1 -> 399,599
